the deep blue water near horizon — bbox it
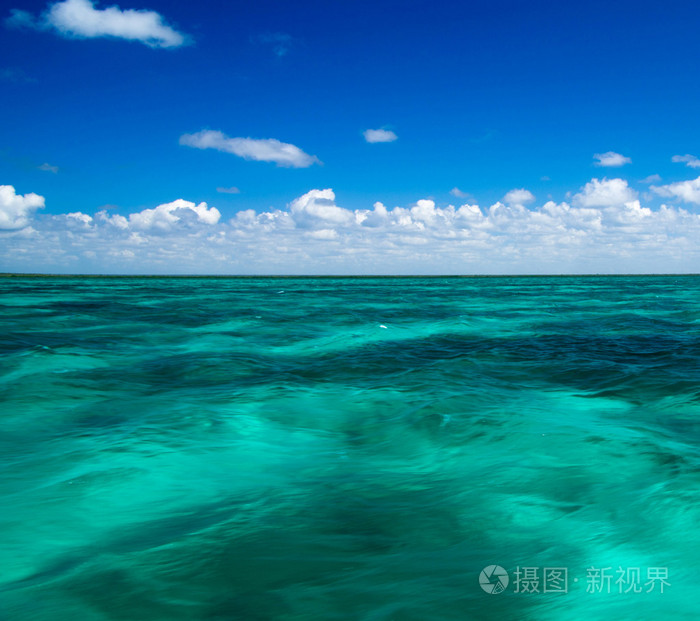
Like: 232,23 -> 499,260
1,275 -> 699,620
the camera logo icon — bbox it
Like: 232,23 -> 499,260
479,565 -> 509,594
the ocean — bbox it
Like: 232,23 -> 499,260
1,275 -> 698,619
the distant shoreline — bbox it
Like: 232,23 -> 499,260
1,273 -> 699,279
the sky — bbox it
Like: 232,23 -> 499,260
2,0 -> 700,274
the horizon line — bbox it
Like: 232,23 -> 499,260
2,273 -> 700,279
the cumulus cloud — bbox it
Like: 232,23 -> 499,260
5,178 -> 700,275
217,186 -> 241,194
651,176 -> 700,205
503,188 -> 535,206
66,211 -> 93,225
7,0 -> 187,48
0,185 -> 45,230
640,174 -> 662,184
289,189 -> 354,227
573,178 -> 637,208
363,129 -> 398,143
450,187 -> 471,199
672,154 -> 700,169
594,152 -> 632,167
38,162 -> 59,173
99,198 -> 221,232
180,130 -> 320,168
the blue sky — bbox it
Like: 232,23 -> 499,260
2,0 -> 700,274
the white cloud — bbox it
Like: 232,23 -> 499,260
0,185 -> 45,230
127,198 -> 220,231
8,0 -> 187,48
180,130 -> 320,168
289,189 -> 354,227
672,154 -> 700,169
38,162 -> 59,173
573,178 -> 637,208
503,188 -> 535,206
95,198 -> 220,234
363,129 -> 398,143
6,178 -> 700,275
651,176 -> 700,205
450,187 -> 469,199
217,186 -> 241,194
307,228 -> 337,240
593,151 -> 632,167
66,211 -> 93,225
640,174 -> 662,184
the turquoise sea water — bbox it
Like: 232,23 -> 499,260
1,275 -> 699,620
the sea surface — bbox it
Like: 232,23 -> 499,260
1,275 -> 699,620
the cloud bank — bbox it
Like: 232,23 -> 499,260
3,177 -> 700,275
6,0 -> 187,48
180,130 -> 320,168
